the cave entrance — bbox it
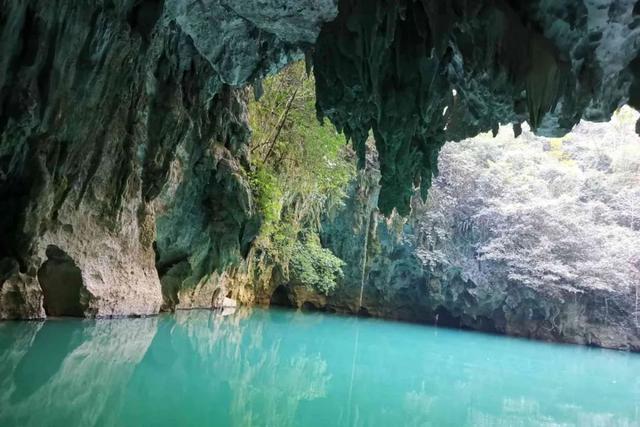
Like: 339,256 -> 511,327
301,301 -> 319,311
434,306 -> 462,328
37,245 -> 86,317
270,285 -> 291,307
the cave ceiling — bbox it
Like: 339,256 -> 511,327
311,0 -> 640,214
2,0 -> 639,217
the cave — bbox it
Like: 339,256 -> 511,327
434,307 -> 462,329
37,246 -> 86,317
127,0 -> 164,43
301,301 -> 322,312
270,285 -> 292,307
0,0 -> 638,323
0,1 -> 639,423
357,306 -> 371,317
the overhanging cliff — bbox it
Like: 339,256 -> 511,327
313,0 -> 640,214
1,0 -> 640,318
0,0 -> 336,318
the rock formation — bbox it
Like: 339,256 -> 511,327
1,0 -> 640,333
305,144 -> 640,352
313,0 -> 640,214
0,0 -> 336,318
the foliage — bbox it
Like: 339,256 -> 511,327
290,233 -> 345,295
415,106 -> 640,295
247,61 -> 354,291
249,168 -> 283,229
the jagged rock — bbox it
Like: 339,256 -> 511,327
0,258 -> 44,319
2,0 -> 640,325
313,0 -> 640,214
316,145 -> 432,320
168,0 -> 337,85
313,144 -> 640,351
0,0 -> 336,317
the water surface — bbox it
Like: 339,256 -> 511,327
1,308 -> 639,426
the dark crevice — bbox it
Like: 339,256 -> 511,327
211,287 -> 222,307
142,52 -> 184,202
155,252 -> 189,277
127,0 -> 164,43
270,285 -> 292,307
37,245 -> 87,317
357,306 -> 370,317
302,301 -> 321,311
36,25 -> 56,119
0,6 -> 42,132
17,7 -> 40,67
434,306 -> 462,328
156,254 -> 191,311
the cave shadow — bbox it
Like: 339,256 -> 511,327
37,245 -> 87,317
434,306 -> 462,328
270,285 -> 292,307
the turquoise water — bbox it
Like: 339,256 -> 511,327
0,308 -> 639,427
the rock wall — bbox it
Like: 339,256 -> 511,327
0,0 -> 336,318
281,147 -> 640,352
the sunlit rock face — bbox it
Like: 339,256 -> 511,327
0,0 -> 336,318
315,148 -> 640,352
313,0 -> 640,214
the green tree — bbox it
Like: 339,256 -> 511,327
248,61 -> 354,294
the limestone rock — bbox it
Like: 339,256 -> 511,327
0,0 -> 336,317
2,0 -> 640,324
313,0 -> 640,214
222,297 -> 237,308
0,258 -> 45,319
315,145 -> 640,351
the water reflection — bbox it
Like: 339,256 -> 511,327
0,318 -> 158,427
0,308 -> 639,426
117,309 -> 331,426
